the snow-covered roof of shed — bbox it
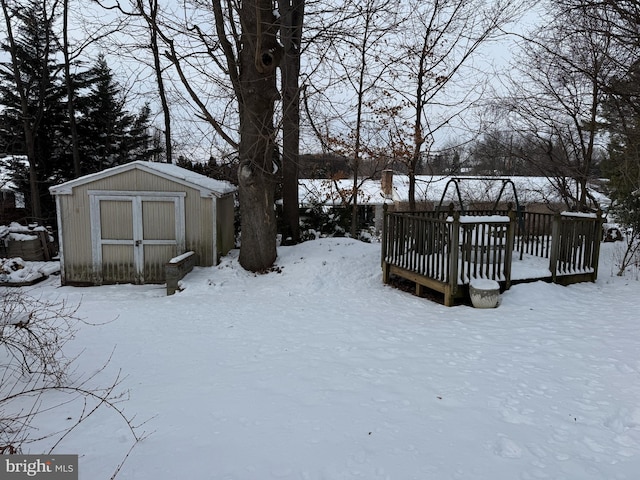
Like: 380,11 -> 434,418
299,175 -> 609,207
49,161 -> 237,197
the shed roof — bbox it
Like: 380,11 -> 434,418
49,161 -> 237,197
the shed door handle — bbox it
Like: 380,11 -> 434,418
135,240 -> 142,247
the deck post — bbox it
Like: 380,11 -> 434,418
447,211 -> 460,306
381,203 -> 388,267
591,209 -> 605,282
504,209 -> 516,290
549,213 -> 561,282
381,203 -> 390,283
382,262 -> 391,284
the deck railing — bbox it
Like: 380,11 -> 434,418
413,207 -> 555,259
382,207 -> 515,306
382,205 -> 603,306
458,215 -> 514,285
382,211 -> 455,285
550,212 -> 603,283
516,211 -> 554,259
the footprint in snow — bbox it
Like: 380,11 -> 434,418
493,436 -> 523,459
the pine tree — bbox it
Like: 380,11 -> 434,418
0,0 -> 68,220
603,61 -> 640,229
77,55 -> 157,174
0,12 -> 157,223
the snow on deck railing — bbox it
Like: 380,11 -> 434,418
560,211 -> 599,218
455,215 -> 511,223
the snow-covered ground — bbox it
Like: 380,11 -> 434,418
7,239 -> 640,479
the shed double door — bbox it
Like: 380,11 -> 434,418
90,193 -> 186,284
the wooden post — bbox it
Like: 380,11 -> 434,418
381,203 -> 390,283
381,203 -> 388,267
37,230 -> 51,261
447,211 -> 460,306
504,209 -> 515,290
518,203 -> 525,260
549,213 -> 561,282
591,209 -> 604,282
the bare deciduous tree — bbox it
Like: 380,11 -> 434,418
0,0 -> 56,219
497,0 -> 623,210
62,0 -> 82,178
390,0 -> 525,210
133,0 -> 172,163
96,0 -> 286,271
235,0 -> 282,270
278,0 -> 304,245
306,0 -> 403,236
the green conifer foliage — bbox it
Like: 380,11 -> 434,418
77,55 -> 157,174
0,6 -> 157,222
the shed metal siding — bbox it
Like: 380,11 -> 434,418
58,167 -> 218,285
57,189 -> 94,283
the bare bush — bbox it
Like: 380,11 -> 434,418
0,289 -> 147,477
611,230 -> 640,278
1,291 -> 77,383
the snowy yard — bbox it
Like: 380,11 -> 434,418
9,239 -> 640,479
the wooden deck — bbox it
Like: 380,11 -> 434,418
381,206 -> 603,306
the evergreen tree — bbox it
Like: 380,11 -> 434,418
0,17 -> 158,222
0,0 -> 68,220
77,55 -> 157,174
603,60 -> 640,229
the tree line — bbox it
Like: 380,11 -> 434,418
0,0 -> 158,222
1,0 -> 640,272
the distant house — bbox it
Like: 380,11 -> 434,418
50,161 -> 237,286
298,172 -> 609,232
298,177 -> 384,229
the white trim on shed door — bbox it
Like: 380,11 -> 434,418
89,191 -> 186,284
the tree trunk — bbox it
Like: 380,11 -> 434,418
24,130 -> 42,219
1,0 -> 42,218
63,0 -> 81,178
408,169 -> 416,212
409,132 -> 422,212
279,0 -> 304,245
147,0 -> 172,163
350,164 -> 359,237
237,0 -> 282,271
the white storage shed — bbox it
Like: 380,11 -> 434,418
50,161 -> 236,286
